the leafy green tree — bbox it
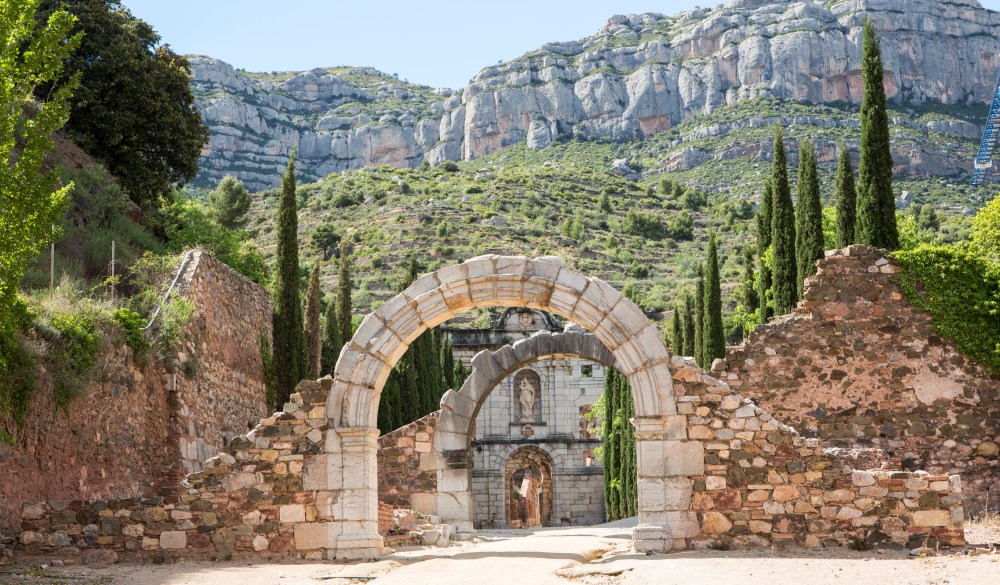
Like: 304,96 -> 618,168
1,0 -> 80,427
795,140 -> 824,295
681,292 -> 695,357
771,126 -> 798,315
834,142 -> 857,247
303,262 -> 322,378
336,239 -> 353,345
756,179 -> 774,320
36,0 -> 209,209
311,224 -> 341,261
703,236 -> 726,365
272,152 -> 306,407
321,295 -> 341,374
856,18 -> 899,250
1,1 -> 78,307
669,210 -> 695,241
972,195 -> 1000,263
739,246 -> 759,311
209,176 -> 251,230
694,264 -> 705,368
916,205 -> 940,233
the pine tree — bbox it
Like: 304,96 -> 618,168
681,292 -> 695,357
756,179 -> 774,320
771,126 -> 798,315
856,18 -> 900,250
670,305 -> 683,354
694,265 -> 705,368
272,151 -> 306,407
336,239 -> 353,345
303,262 -> 322,379
834,141 -> 857,247
321,295 -> 341,374
795,140 -> 824,296
703,236 -> 726,365
209,175 -> 251,230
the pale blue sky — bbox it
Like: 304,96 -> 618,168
122,0 -> 1000,89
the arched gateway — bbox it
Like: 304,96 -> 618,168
313,255 -> 703,559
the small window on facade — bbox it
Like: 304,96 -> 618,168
580,364 -> 593,378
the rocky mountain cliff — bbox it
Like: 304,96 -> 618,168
191,0 -> 1000,190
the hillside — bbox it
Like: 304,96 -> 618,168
191,0 -> 1000,191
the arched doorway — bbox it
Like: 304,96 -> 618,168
504,446 -> 553,528
318,255 -> 701,560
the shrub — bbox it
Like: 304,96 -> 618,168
440,161 -> 460,172
669,211 -> 695,241
0,298 -> 38,426
623,210 -> 666,240
48,311 -> 101,408
112,308 -> 150,354
894,244 -> 1000,371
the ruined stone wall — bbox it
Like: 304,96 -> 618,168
666,357 -> 965,551
171,251 -> 273,475
14,382 -> 329,564
719,246 -> 1000,515
377,413 -> 439,510
0,251 -> 272,532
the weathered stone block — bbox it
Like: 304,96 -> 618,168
160,531 -> 187,550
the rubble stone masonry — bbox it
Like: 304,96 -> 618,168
720,246 -> 1000,515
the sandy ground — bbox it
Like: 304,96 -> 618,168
4,521 -> 998,585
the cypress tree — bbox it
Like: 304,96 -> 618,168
321,295 -> 341,374
740,246 -> 759,311
620,372 -> 637,517
834,141 -> 857,247
794,140 -> 824,296
694,265 -> 705,368
303,262 -> 322,379
756,179 -> 774,320
272,151 -> 306,407
336,239 -> 353,345
602,369 -> 619,520
378,372 -> 403,432
441,333 -> 456,390
703,236 -> 725,365
681,292 -> 695,357
856,18 -> 899,250
771,126 -> 798,315
670,305 -> 683,354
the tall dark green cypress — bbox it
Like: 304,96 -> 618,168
378,371 -> 403,432
756,179 -> 774,320
441,334 -> 456,390
694,265 -> 705,368
681,292 -> 695,357
856,18 -> 899,250
703,236 -> 725,365
740,246 -> 759,311
304,262 -> 323,379
618,371 -> 636,518
321,295 -> 341,374
272,151 -> 306,407
771,126 -> 798,315
336,239 -> 353,345
835,142 -> 857,247
794,140 -> 824,296
602,370 -> 619,520
670,305 -> 683,354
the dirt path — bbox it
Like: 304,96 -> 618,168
7,524 -> 999,585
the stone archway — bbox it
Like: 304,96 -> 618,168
315,255 -> 702,560
504,446 -> 554,528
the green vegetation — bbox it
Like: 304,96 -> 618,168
209,176 -> 252,230
771,127 -> 798,315
258,329 -> 276,409
321,295 -> 342,374
834,142 -> 857,247
598,368 -> 636,521
856,19 -> 899,250
272,153 -> 306,407
304,262 -> 322,378
702,235 -> 725,366
336,239 -> 354,348
795,140 -> 824,295
694,265 -> 705,367
37,0 -> 209,209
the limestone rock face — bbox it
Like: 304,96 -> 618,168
192,0 -> 1000,189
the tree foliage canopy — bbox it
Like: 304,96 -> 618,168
209,176 -> 251,230
37,0 -> 209,209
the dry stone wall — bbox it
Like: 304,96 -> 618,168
0,251 -> 272,533
665,356 -> 965,551
14,381 -> 329,564
377,413 -> 439,510
719,246 -> 1000,515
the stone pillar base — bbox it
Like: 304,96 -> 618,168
632,525 -> 671,553
333,533 -> 384,561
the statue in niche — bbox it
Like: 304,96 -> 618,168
518,377 -> 537,422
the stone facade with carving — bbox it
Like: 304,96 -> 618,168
718,246 -> 1000,517
0,250 -> 272,533
447,309 -> 606,528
